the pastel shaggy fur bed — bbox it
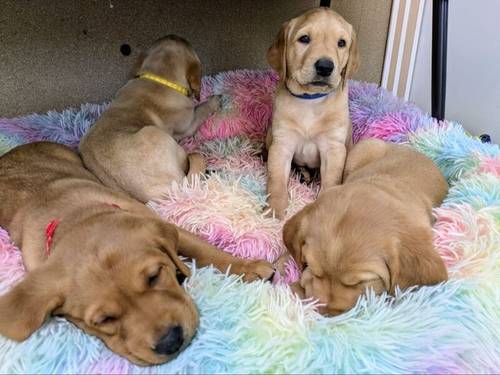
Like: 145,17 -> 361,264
0,70 -> 499,373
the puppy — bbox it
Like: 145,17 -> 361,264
80,35 -> 220,203
266,8 -> 359,219
0,142 -> 274,365
282,139 -> 449,315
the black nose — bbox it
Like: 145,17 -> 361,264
154,325 -> 184,355
315,58 -> 334,77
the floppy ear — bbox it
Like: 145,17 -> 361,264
267,21 -> 290,80
282,207 -> 309,271
187,59 -> 202,100
386,226 -> 448,293
158,223 -> 191,277
0,263 -> 66,341
341,28 -> 360,89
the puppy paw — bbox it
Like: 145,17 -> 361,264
265,197 -> 287,220
274,251 -> 293,277
234,260 -> 275,282
289,281 -> 306,299
206,95 -> 222,114
187,153 -> 207,177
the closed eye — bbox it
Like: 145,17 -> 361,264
92,314 -> 119,327
342,278 -> 380,288
147,266 -> 162,288
100,316 -> 117,325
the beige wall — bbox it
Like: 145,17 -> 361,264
331,0 -> 392,84
0,0 -> 391,117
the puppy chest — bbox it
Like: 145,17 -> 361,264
294,142 -> 320,168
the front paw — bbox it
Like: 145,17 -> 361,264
265,196 -> 288,220
233,260 -> 275,282
289,281 -> 306,299
274,251 -> 293,277
206,95 -> 222,114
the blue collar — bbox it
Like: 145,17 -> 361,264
287,86 -> 330,100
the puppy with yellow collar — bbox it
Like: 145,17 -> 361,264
265,8 -> 359,219
80,35 -> 221,203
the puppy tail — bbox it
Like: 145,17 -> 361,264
187,153 -> 206,179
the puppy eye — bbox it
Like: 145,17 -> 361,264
176,269 -> 187,285
148,267 -> 162,288
96,315 -> 117,325
298,35 -> 310,44
338,39 -> 346,48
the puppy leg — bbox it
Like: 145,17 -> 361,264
184,95 -> 221,137
186,153 -> 206,180
266,141 -> 294,219
176,228 -> 275,282
319,142 -> 347,192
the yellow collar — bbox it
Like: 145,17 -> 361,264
137,72 -> 190,97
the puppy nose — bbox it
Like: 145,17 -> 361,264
315,58 -> 334,77
154,325 -> 184,355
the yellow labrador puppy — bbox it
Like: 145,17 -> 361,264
282,139 -> 448,315
0,142 -> 274,365
80,35 -> 220,203
266,8 -> 359,219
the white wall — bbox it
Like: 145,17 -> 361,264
409,0 -> 500,143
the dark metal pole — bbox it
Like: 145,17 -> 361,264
320,0 -> 331,7
432,0 -> 448,120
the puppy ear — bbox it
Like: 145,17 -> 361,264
341,28 -> 360,89
386,225 -> 447,293
187,59 -> 202,101
283,207 -> 309,271
267,21 -> 290,80
158,223 -> 191,277
0,263 -> 66,341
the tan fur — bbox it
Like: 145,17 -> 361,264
80,35 -> 221,203
266,8 -> 359,219
0,142 -> 274,365
281,139 -> 449,316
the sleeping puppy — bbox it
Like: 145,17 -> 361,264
0,142 -> 274,365
80,35 -> 220,203
281,139 -> 449,315
266,8 -> 359,219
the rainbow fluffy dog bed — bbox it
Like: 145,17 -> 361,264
0,70 -> 499,374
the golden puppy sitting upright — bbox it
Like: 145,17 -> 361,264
282,139 -> 449,315
266,7 -> 359,219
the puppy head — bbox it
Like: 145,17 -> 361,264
138,35 -> 202,99
0,214 -> 198,366
284,186 -> 447,316
267,8 -> 359,94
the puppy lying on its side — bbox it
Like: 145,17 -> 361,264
266,8 -> 359,219
80,35 -> 220,203
281,139 -> 449,315
0,142 -> 274,365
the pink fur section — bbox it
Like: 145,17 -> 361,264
0,228 -> 25,293
194,70 -> 278,145
479,155 -> 500,176
433,204 -> 498,278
